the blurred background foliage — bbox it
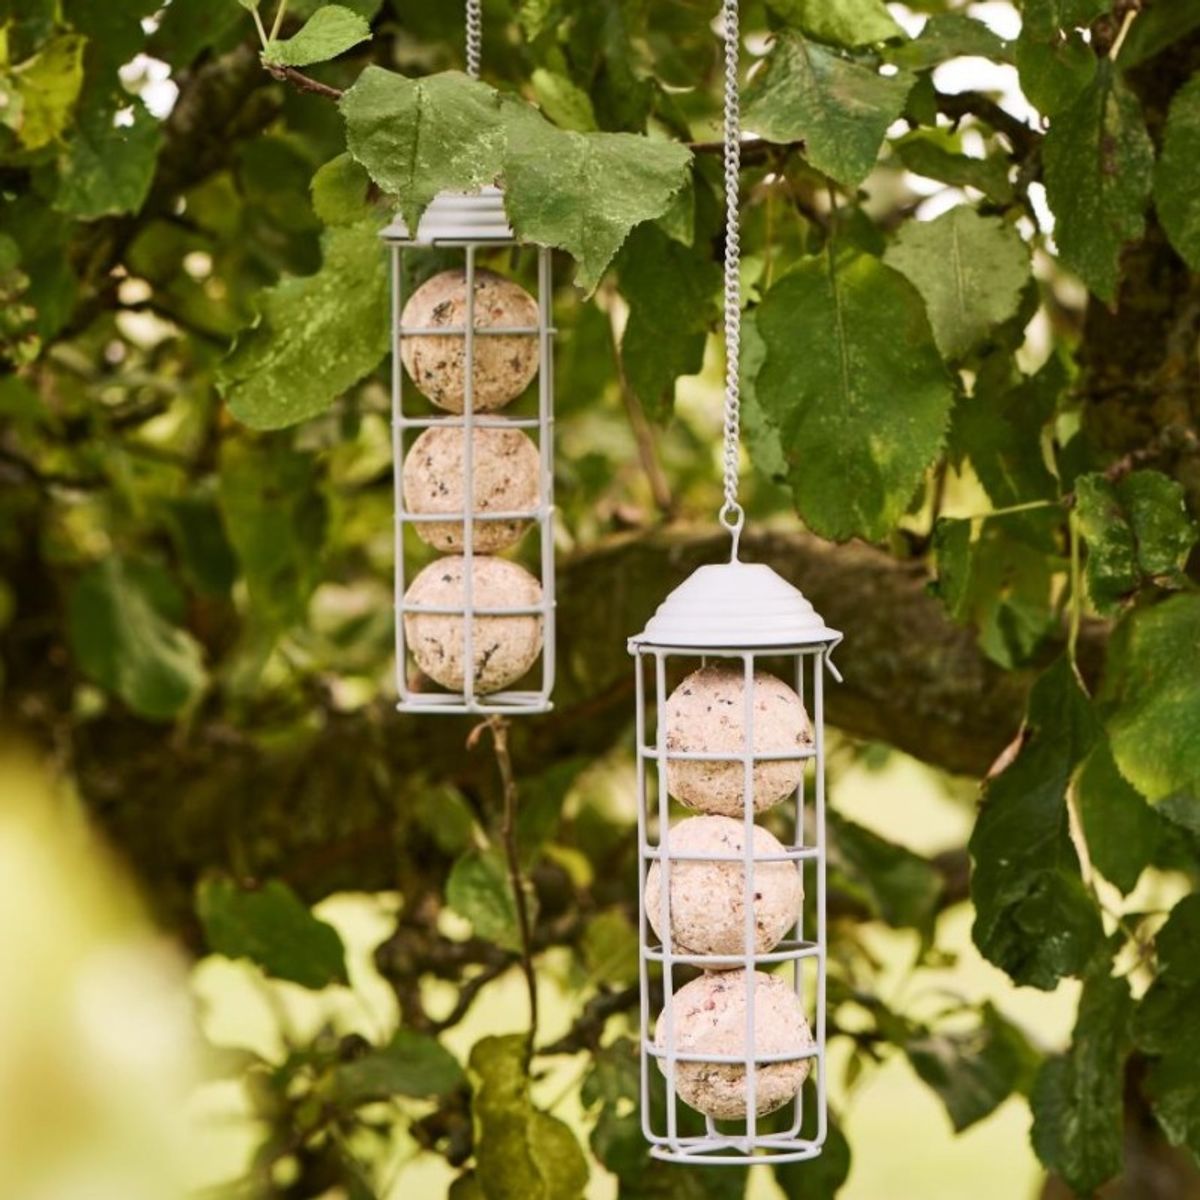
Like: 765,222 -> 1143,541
2,0 -> 1200,1197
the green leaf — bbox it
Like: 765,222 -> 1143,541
1023,0 -> 1111,40
1031,955 -> 1132,1195
68,557 -> 207,720
218,441 -> 328,629
1042,62 -> 1154,302
740,308 -> 788,483
531,67 -> 597,132
743,32 -> 912,189
262,4 -> 371,66
617,222 -> 719,419
310,152 -> 372,226
1133,894 -> 1200,1158
932,516 -> 1059,668
950,354 -> 1061,526
829,810 -> 943,935
502,115 -> 692,293
894,134 -> 1014,206
447,848 -> 523,953
340,67 -> 506,233
772,1108 -> 851,1198
888,13 -> 1012,70
335,1030 -> 465,1102
471,1035 -> 590,1200
54,101 -> 163,220
1076,741 -> 1162,895
581,909 -> 639,986
1119,5 -> 1200,70
1076,470 -> 1197,614
220,219 -> 388,429
756,249 -> 954,541
907,1004 -> 1037,1132
1105,594 -> 1200,818
10,33 -> 86,150
196,877 -> 349,989
883,206 -> 1031,361
1155,73 -> 1200,272
1016,28 -> 1096,118
765,0 -> 904,48
969,659 -> 1105,989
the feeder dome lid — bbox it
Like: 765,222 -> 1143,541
382,186 -> 514,245
629,560 -> 841,651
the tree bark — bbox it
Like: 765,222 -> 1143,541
4,524 -> 1095,925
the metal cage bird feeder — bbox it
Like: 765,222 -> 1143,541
629,0 -> 843,1165
383,188 -> 557,716
630,561 -> 841,1165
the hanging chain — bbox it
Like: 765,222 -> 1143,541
466,0 -> 482,78
719,0 -> 744,550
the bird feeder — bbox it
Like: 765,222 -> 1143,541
629,0 -> 843,1164
630,558 -> 841,1164
383,187 -> 556,715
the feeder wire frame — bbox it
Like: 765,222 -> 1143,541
389,238 -> 557,715
632,642 -> 832,1165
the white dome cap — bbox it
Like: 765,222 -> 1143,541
629,561 -> 840,651
382,186 -> 514,245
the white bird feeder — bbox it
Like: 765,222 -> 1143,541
383,188 -> 556,715
629,0 -> 843,1164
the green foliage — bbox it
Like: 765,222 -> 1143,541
334,1030 -> 466,1102
1076,470 -> 1196,614
1133,895 -> 1200,1158
1042,62 -> 1154,302
883,206 -> 1030,361
743,33 -> 912,189
1031,955 -> 1133,1195
220,220 -> 389,429
68,557 -> 208,720
470,1035 -> 590,1200
3,4 -> 1200,1195
1104,596 -> 1200,823
1155,73 -> 1200,271
970,660 -> 1105,989
756,249 -> 953,541
262,4 -> 372,67
447,847 -> 526,953
197,877 -> 350,989
766,0 -> 904,48
906,1003 -> 1036,1133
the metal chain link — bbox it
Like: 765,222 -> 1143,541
466,0 -> 482,78
719,0 -> 744,544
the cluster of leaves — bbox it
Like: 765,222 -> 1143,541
1,0 -> 1200,1197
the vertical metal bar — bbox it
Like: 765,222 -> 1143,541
462,247 -> 477,709
788,650 -> 806,1140
537,246 -> 556,704
391,244 -> 409,705
814,646 -> 828,1145
741,653 -> 757,1149
655,651 -> 678,1149
635,651 -> 654,1140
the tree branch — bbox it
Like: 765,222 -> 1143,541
264,63 -> 345,101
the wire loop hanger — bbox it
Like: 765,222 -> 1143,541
718,0 -> 744,560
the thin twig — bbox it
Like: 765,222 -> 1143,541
269,0 -> 289,43
263,63 -> 344,100
687,136 -> 804,163
469,716 -> 539,1049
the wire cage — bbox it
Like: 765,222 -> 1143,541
629,560 -> 842,1165
383,187 -> 556,716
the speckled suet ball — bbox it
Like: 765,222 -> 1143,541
403,557 -> 543,694
403,425 -> 540,553
400,268 -> 539,412
644,815 -> 801,966
663,666 -> 812,816
655,970 -> 813,1120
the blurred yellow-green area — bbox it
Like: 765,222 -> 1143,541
0,746 -> 1076,1200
